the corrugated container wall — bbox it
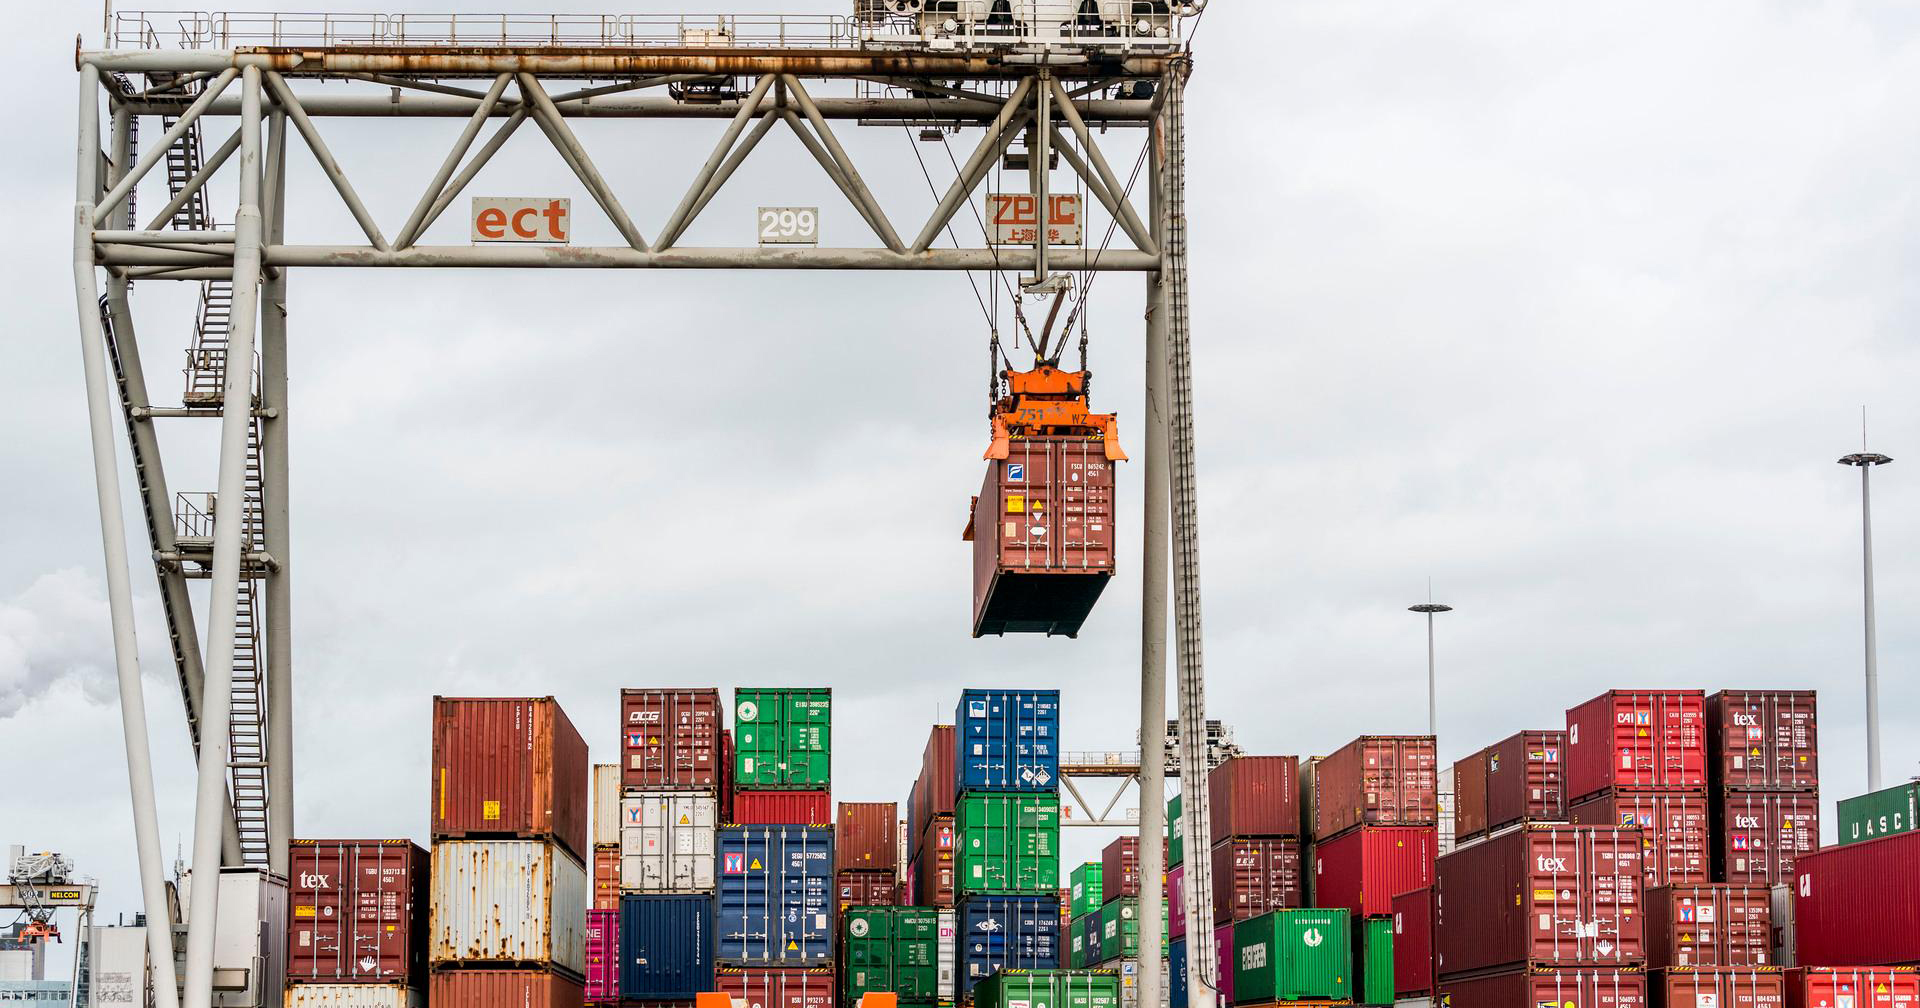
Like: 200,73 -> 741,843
1833,782 -> 1918,847
591,847 -> 619,911
1356,916 -> 1394,1007
1716,791 -> 1819,886
428,840 -> 586,975
286,838 -> 427,986
426,970 -> 583,1008
1452,750 -> 1489,843
592,765 -> 622,849
1440,969 -> 1647,1008
1100,836 -> 1165,904
1209,837 -> 1303,925
1166,794 -> 1183,867
836,870 -> 899,910
1208,756 -> 1301,842
734,791 -> 832,826
717,826 -> 835,964
1568,790 -> 1710,888
968,437 -> 1118,638
1392,888 -> 1435,998
281,984 -> 419,1008
620,689 -> 722,790
1312,825 -> 1435,920
837,802 -> 898,874
1313,736 -> 1438,839
1070,862 -> 1105,918
956,690 -> 1062,792
1791,830 -> 1920,968
584,907 -> 618,1003
1785,968 -> 1920,1008
1564,690 -> 1707,799
1652,969 -> 1785,1008
911,726 -> 957,856
970,970 -> 1121,1008
430,697 -> 590,863
914,818 -> 956,908
620,792 -> 717,892
841,907 -> 941,1005
1706,690 -> 1818,792
619,894 -> 714,999
957,896 -> 1061,997
1232,908 -> 1353,1004
734,688 -> 832,789
1643,885 -> 1772,968
1486,730 -> 1569,831
716,967 -> 836,1008
1434,825 -> 1644,977
956,792 -> 1060,895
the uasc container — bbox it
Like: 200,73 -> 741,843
1441,968 -> 1647,1008
958,895 -> 1061,997
1569,790 -> 1710,888
1792,830 -> 1920,968
1209,837 -> 1303,925
620,792 -> 718,893
1653,967 -> 1786,1008
621,688 -> 722,790
620,893 -> 714,1000
428,839 -> 585,975
956,791 -> 1060,895
836,802 -> 898,874
1706,690 -> 1817,793
1784,968 -> 1920,1008
1643,885 -> 1772,969
1486,730 -> 1569,832
734,688 -> 831,790
717,825 -> 835,964
286,838 -> 427,986
430,696 -> 590,862
1565,690 -> 1707,799
1313,736 -> 1438,839
1313,824 -> 1435,920
1232,908 -> 1352,1005
1434,824 -> 1645,977
966,437 -> 1118,638
584,907 -> 619,1003
957,689 -> 1062,792
427,970 -> 583,1008
1834,782 -> 1918,847
1393,888 -> 1435,998
1208,756 -> 1302,842
716,967 -> 835,1008
971,969 -> 1120,1008
1716,791 -> 1818,886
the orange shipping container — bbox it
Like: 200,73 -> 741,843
837,802 -> 899,874
592,846 -> 620,912
429,969 -> 585,1008
431,697 -> 589,863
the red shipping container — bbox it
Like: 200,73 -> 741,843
835,870 -> 899,910
1312,735 -> 1438,838
910,725 -> 956,858
286,839 -> 427,985
592,846 -> 620,912
965,435 -> 1118,638
1453,750 -> 1490,842
1435,825 -> 1645,977
732,790 -> 831,826
1312,824 -> 1435,919
1565,690 -> 1707,799
1785,968 -> 1920,1008
1792,830 -> 1920,968
1168,864 -> 1186,940
1393,887 -> 1436,998
1208,756 -> 1301,842
1643,886 -> 1772,969
1569,790 -> 1711,888
1487,730 -> 1570,832
913,817 -> 955,907
431,697 -> 590,862
585,908 -> 618,1003
1650,969 -> 1786,1008
836,802 -> 898,874
1716,791 -> 1819,886
715,967 -> 836,1008
619,689 -> 722,790
429,969 -> 585,1008
1707,691 -> 1818,793
1442,968 -> 1648,1008
1100,835 -> 1166,903
1209,837 -> 1303,925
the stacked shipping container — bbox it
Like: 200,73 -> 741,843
284,838 -> 430,1008
1565,690 -> 1711,892
1706,692 -> 1819,888
954,690 -> 1062,999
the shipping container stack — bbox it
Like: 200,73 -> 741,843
284,838 -> 430,1008
1562,690 -> 1712,896
429,696 -> 591,1008
1089,835 -> 1167,1008
1704,690 -> 1819,890
954,689 -> 1063,1004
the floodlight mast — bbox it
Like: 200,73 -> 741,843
74,12 -> 1212,1007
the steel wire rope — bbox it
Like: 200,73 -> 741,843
1056,117 -> 1152,351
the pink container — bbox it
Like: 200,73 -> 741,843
1168,864 -> 1186,940
1213,922 -> 1235,1005
585,908 -> 619,1003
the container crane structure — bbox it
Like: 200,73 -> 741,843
70,8 -> 1221,1008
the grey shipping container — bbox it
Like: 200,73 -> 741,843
429,839 -> 586,975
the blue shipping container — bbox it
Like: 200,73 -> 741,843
956,689 -> 1061,792
1170,937 -> 1187,1008
620,894 -> 714,999
717,825 -> 835,964
957,895 -> 1060,996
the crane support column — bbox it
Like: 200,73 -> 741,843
1138,135 -> 1172,1008
262,105 -> 294,877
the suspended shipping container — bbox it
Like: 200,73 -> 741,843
958,895 -> 1062,997
716,967 -> 836,1008
956,689 -> 1062,792
965,435 -> 1119,638
285,838 -> 427,985
911,726 -> 957,856
282,984 -> 419,1008
717,825 -> 835,965
735,791 -> 832,826
1784,968 -> 1920,1008
842,907 -> 943,1005
620,893 -> 714,999
734,688 -> 832,789
913,817 -> 956,907
837,802 -> 898,874
430,696 -> 590,862
620,792 -> 718,893
1393,888 -> 1435,999
1208,756 -> 1301,842
1071,862 -> 1105,918
1791,830 -> 1920,968
620,688 -> 723,790
836,870 -> 898,910
1834,782 -> 1918,847
1569,790 -> 1711,888
585,908 -> 618,1004
428,839 -> 585,975
1715,791 -> 1819,886
956,791 -> 1060,895
1312,825 -> 1435,920
1313,736 -> 1439,839
426,970 -> 583,1008
1440,969 -> 1647,1008
1209,837 -> 1303,925
1643,885 -> 1772,969
1651,968 -> 1785,1008
971,969 -> 1120,1008
1565,690 -> 1707,799
1434,825 -> 1645,977
1232,908 -> 1352,1005
593,764 -> 622,849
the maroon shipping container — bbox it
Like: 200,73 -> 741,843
585,908 -> 618,1003
592,846 -> 620,912
1435,825 -> 1645,977
1208,756 -> 1301,843
721,729 -> 736,824
716,967 -> 835,1008
1209,837 -> 1303,925
286,839 -> 427,985
1565,690 -> 1708,799
1443,968 -> 1648,1008
1100,835 -> 1166,904
1651,969 -> 1786,1008
913,817 -> 956,907
1707,691 -> 1818,793
1453,750 -> 1489,843
1487,730 -> 1570,831
619,689 -> 722,790
1393,887 -> 1436,998
431,697 -> 590,862
965,435 -> 1117,638
835,870 -> 899,910
1716,791 -> 1819,886
429,969 -> 585,1008
1642,886 -> 1772,969
1792,830 -> 1920,968
1312,824 -> 1435,919
1570,790 -> 1711,889
1212,922 -> 1236,1007
836,802 -> 898,874
1785,968 -> 1920,1008
1312,735 -> 1438,839
910,725 -> 956,858
732,790 -> 831,826
1168,864 -> 1186,940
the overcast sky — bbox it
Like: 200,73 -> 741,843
4,0 -> 1918,948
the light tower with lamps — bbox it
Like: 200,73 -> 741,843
1837,449 -> 1892,792
1409,600 -> 1453,738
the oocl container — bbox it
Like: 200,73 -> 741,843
1440,968 -> 1647,1008
966,437 -> 1118,638
1792,830 -> 1920,968
1706,690 -> 1818,793
620,689 -> 722,790
956,792 -> 1060,895
717,825 -> 835,964
1715,791 -> 1818,886
593,764 -> 622,849
958,896 -> 1062,997
1311,825 -> 1435,920
1232,908 -> 1352,1005
619,893 -> 714,999
836,870 -> 899,910
1071,862 -> 1105,918
1433,824 -> 1644,977
1652,967 -> 1786,1008
734,791 -> 831,826
430,696 -> 590,863
717,967 -> 835,1008
1784,968 -> 1920,1008
1208,756 -> 1302,842
620,792 -> 717,892
971,969 -> 1120,1008
585,907 -> 618,1003
428,839 -> 585,975
1643,885 -> 1772,969
1209,837 -> 1303,925
1312,736 -> 1438,839
1355,916 -> 1394,1007
1565,690 -> 1707,799
956,689 -> 1062,792
1485,730 -> 1569,833
1569,790 -> 1710,888
913,817 -> 956,907
1835,782 -> 1919,846
911,726 -> 957,855
1392,888 -> 1435,998
427,970 -> 583,1008
286,838 -> 427,985
281,984 -> 419,1008
842,907 -> 942,1005
837,802 -> 899,874
733,688 -> 831,789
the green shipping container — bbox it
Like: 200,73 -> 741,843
1836,782 -> 1920,846
1097,899 -> 1168,963
1233,909 -> 1351,1004
1071,863 -> 1106,918
734,688 -> 831,789
1167,795 -> 1183,867
842,906 -> 941,1005
972,970 -> 1120,1008
956,792 -> 1060,894
1354,917 -> 1393,1006
1069,917 -> 1091,968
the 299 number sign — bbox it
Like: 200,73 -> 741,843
758,206 -> 820,245
986,193 -> 1081,246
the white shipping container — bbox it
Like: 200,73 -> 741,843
178,867 -> 288,1008
1109,957 -> 1169,1008
85,925 -> 150,1007
619,793 -> 717,892
429,840 -> 586,974
593,764 -> 622,848
284,984 -> 422,1008
936,908 -> 956,1004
